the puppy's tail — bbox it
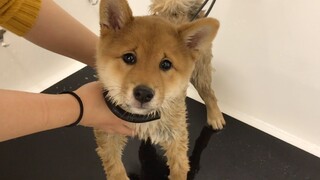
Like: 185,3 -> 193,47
150,0 -> 205,21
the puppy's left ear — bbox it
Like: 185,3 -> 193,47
99,0 -> 133,34
178,18 -> 219,51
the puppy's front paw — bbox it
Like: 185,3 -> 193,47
207,110 -> 226,130
107,174 -> 129,180
169,173 -> 187,180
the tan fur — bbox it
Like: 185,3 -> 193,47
95,0 -> 224,179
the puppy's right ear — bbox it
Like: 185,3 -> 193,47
99,0 -> 133,34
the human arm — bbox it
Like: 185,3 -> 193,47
0,1 -> 132,141
0,82 -> 133,142
1,0 -> 97,67
23,0 -> 98,67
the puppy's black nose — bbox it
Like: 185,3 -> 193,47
133,85 -> 154,103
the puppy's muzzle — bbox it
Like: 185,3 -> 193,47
103,89 -> 161,123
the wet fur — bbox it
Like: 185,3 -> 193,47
94,0 -> 224,179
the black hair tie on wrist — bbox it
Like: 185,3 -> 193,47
60,91 -> 84,127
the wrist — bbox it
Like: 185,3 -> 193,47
44,93 -> 80,129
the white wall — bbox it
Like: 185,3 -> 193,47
1,0 -> 319,157
202,0 -> 320,157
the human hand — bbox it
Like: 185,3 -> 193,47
74,81 -> 134,136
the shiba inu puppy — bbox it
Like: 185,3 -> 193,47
94,0 -> 224,179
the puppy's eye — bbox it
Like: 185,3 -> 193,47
159,59 -> 172,71
122,53 -> 136,65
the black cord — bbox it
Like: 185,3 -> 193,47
60,91 -> 84,127
191,0 -> 217,21
205,0 -> 216,17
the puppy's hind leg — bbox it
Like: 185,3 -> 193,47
94,130 -> 129,180
191,52 -> 225,130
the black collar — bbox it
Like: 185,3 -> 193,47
103,91 -> 161,123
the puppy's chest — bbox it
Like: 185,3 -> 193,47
134,119 -> 178,144
133,99 -> 187,144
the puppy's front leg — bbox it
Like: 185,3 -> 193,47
94,130 -> 129,180
160,127 -> 190,180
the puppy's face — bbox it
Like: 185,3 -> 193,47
96,0 -> 219,115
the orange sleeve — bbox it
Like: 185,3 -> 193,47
0,0 -> 41,36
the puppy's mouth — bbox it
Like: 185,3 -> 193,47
103,91 -> 161,123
